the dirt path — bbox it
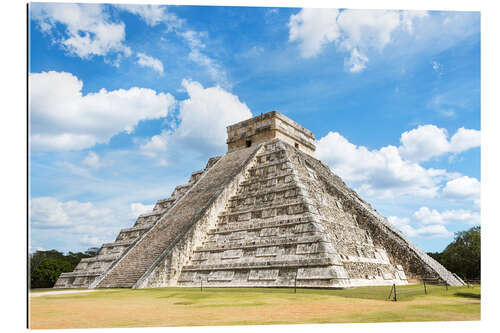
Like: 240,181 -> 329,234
30,290 -> 99,297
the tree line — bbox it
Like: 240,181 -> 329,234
29,248 -> 98,288
427,226 -> 481,281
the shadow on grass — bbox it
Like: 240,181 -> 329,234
454,292 -> 481,299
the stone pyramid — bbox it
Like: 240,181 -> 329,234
55,111 -> 463,289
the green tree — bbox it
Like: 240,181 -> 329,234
29,248 -> 97,288
428,226 -> 480,280
30,258 -> 73,288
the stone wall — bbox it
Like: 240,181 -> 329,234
227,111 -> 316,156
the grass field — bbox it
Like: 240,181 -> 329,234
29,284 -> 480,329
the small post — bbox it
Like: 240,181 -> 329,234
387,284 -> 394,301
445,282 -> 448,292
424,280 -> 427,295
393,284 -> 397,302
200,278 -> 203,292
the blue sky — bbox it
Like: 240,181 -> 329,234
28,2 -> 480,253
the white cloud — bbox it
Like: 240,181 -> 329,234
29,197 -> 138,251
30,197 -> 113,229
83,151 -> 100,168
345,48 -> 369,73
398,125 -> 480,162
389,213 -> 452,238
399,224 -> 453,238
140,130 -> 171,166
400,10 -> 429,34
388,205 -> 479,239
130,202 -> 154,219
31,3 -> 131,60
449,127 -> 481,153
30,71 -> 175,151
442,176 -> 480,203
141,79 -> 252,163
136,52 -> 164,74
336,9 -> 401,51
176,79 -> 252,149
288,9 -> 427,72
117,4 -> 183,29
413,206 -> 480,226
316,131 -> 450,199
399,125 -> 450,162
387,216 -> 410,228
288,8 -> 340,58
316,124 -> 479,199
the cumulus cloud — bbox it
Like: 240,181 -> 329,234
316,131 -> 450,198
388,205 -> 479,239
31,3 -> 131,61
288,8 -> 340,58
413,206 -> 480,225
442,176 -> 480,204
141,79 -> 252,163
387,216 -> 410,228
399,224 -> 453,238
30,71 -> 175,151
398,125 -> 480,162
288,8 -> 427,72
30,197 -> 113,229
136,52 -> 164,74
317,124 -> 480,199
130,202 -> 155,219
388,214 -> 452,238
30,197 -> 136,251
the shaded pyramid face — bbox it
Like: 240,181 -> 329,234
55,112 -> 463,289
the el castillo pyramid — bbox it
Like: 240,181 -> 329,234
55,111 -> 464,289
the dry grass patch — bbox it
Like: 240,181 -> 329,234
29,285 -> 480,329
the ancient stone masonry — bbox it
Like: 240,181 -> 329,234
56,110 -> 463,289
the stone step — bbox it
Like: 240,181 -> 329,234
182,257 -> 338,271
248,157 -> 289,171
119,225 -> 153,234
196,235 -> 326,252
239,167 -> 295,183
101,239 -> 136,248
208,216 -> 316,234
229,184 -> 300,201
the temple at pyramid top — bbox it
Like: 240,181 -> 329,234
227,111 -> 316,156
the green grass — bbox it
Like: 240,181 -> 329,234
29,284 -> 480,329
